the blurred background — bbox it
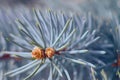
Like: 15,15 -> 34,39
0,0 -> 120,80
0,0 -> 119,21
0,0 -> 119,14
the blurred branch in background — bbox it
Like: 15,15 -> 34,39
0,0 -> 120,80
0,0 -> 46,8
0,0 -> 120,16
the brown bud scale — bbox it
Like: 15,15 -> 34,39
32,47 -> 45,59
45,47 -> 55,58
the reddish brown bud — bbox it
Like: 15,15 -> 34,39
32,47 -> 45,59
45,47 -> 55,58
